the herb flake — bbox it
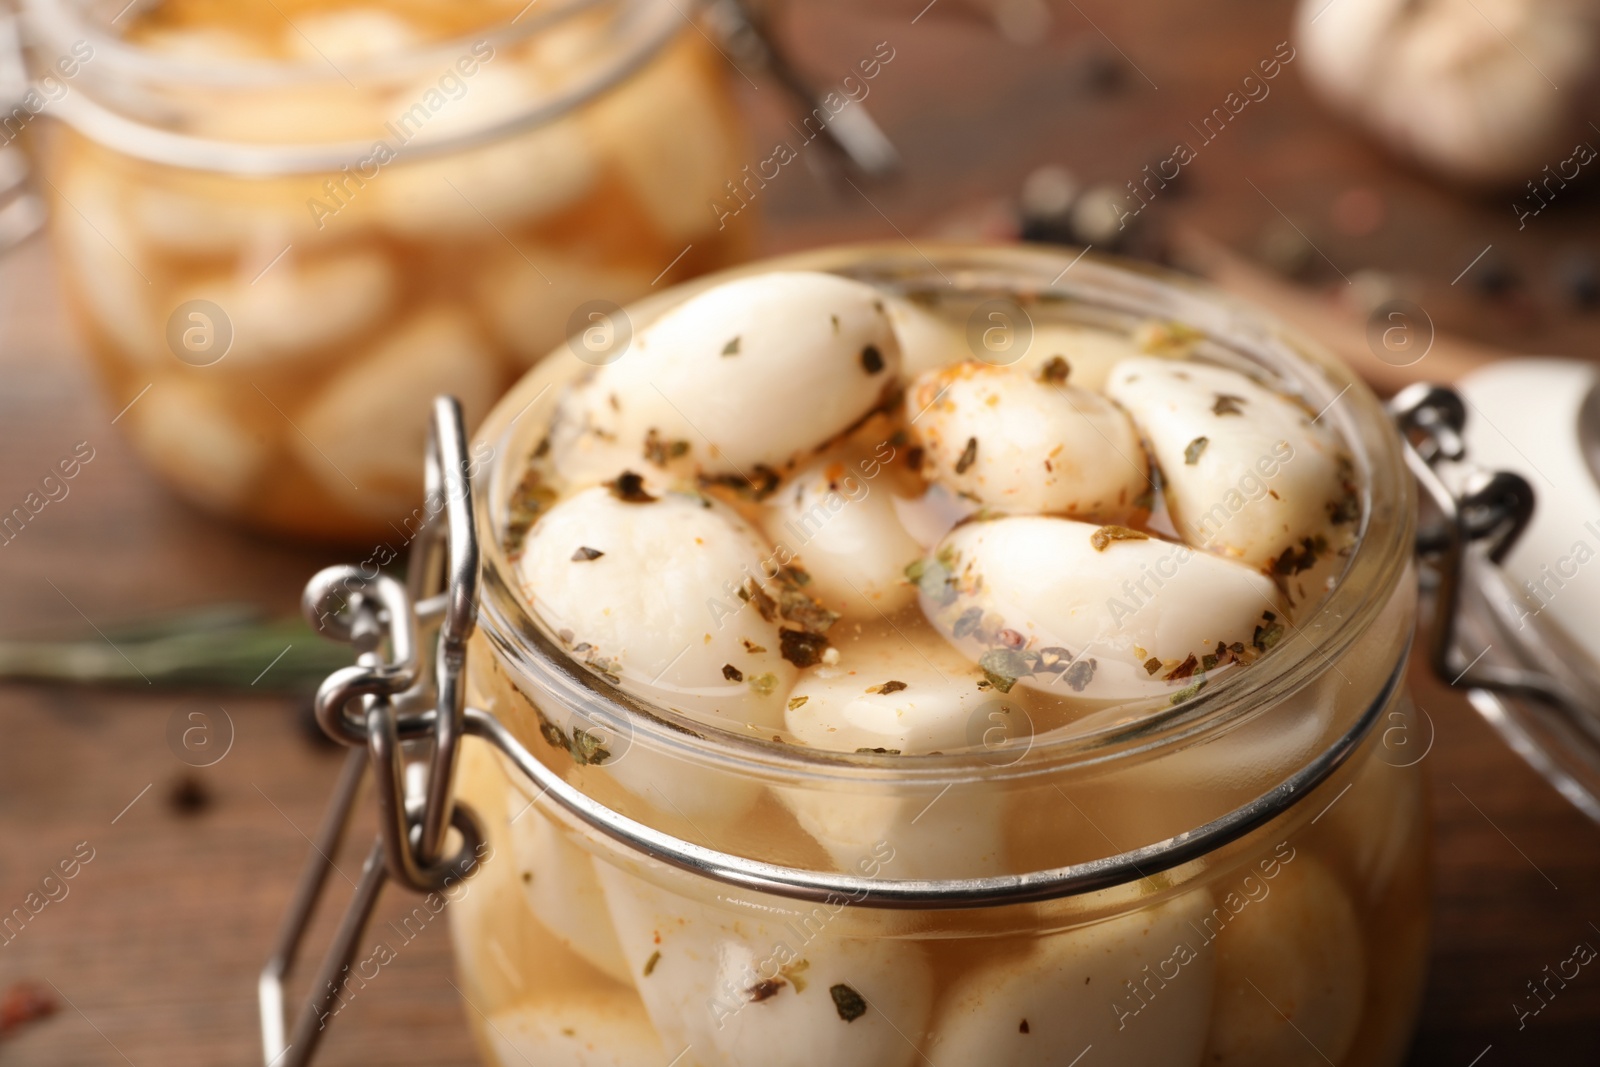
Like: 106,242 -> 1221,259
607,471 -> 657,503
1212,394 -> 1246,417
780,629 -> 830,668
955,437 -> 979,475
1184,437 -> 1209,465
1090,525 -> 1150,552
830,983 -> 868,1023
571,546 -> 605,562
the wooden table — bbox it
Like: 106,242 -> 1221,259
3,0 -> 1600,1063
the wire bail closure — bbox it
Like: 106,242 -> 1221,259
259,397 -> 486,1067
262,384 -> 1535,1066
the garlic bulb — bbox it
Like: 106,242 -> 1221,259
1296,0 -> 1598,185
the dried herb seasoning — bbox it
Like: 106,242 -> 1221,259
748,672 -> 780,695
830,983 -> 868,1023
642,429 -> 690,466
1169,676 -> 1207,705
780,628 -> 830,668
951,605 -> 985,638
787,695 -> 809,710
643,951 -> 661,977
739,578 -> 778,622
1037,355 -> 1071,384
1144,656 -> 1162,675
722,336 -> 741,356
1212,394 -> 1246,417
1063,658 -> 1097,692
955,437 -> 979,474
1184,436 -> 1209,465
571,546 -> 605,562
1165,653 -> 1200,681
607,470 -> 657,503
856,746 -> 902,754
979,647 -> 1031,693
1090,525 -> 1150,551
866,680 -> 908,695
861,344 -> 885,374
748,979 -> 785,1002
722,663 -> 744,682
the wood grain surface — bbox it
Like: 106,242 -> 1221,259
3,0 -> 1600,1063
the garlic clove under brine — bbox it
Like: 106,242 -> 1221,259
928,889 -> 1218,1067
909,361 -> 1149,523
920,516 -> 1283,702
550,272 -> 901,488
1105,357 -> 1356,576
484,992 -> 670,1067
778,628 -> 1019,878
598,865 -> 937,1067
504,796 -> 632,987
1202,852 -> 1366,1066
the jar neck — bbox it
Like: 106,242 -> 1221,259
19,0 -> 686,174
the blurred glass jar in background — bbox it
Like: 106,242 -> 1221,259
18,0 -> 751,541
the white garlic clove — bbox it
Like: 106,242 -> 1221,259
761,450 -> 921,620
53,170 -> 163,365
179,251 -> 397,368
515,485 -> 798,729
784,628 -> 1002,754
1296,0 -> 1594,186
930,889 -> 1217,1066
1106,357 -> 1354,573
926,516 -> 1283,701
484,994 -> 669,1067
1202,853 -> 1365,1066
598,866 -> 936,1067
376,65 -> 598,236
778,630 -> 1017,877
125,181 -> 312,257
294,306 -> 500,514
909,362 -> 1148,522
585,40 -> 740,244
555,272 -> 900,480
128,379 -> 268,507
474,245 -> 656,368
505,797 -> 632,986
1018,322 -> 1146,391
885,296 -> 966,379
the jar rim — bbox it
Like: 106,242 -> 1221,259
19,0 -> 685,174
471,241 -> 1418,787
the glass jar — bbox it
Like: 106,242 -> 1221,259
19,0 -> 751,542
444,243 -> 1430,1067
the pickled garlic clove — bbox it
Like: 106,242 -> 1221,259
908,362 -> 1148,522
126,182 -> 320,257
598,866 -> 936,1067
1202,853 -> 1365,1066
505,799 -> 632,986
925,517 -> 1282,701
375,65 -> 598,236
128,379 -> 268,508
553,272 -> 901,484
485,995 -> 669,1067
286,9 -> 421,64
474,247 -> 656,368
760,451 -> 921,620
885,296 -> 965,379
294,306 -> 500,514
178,251 -> 397,368
585,39 -> 742,244
515,486 -> 798,730
1015,322 -> 1146,392
929,890 -> 1217,1066
778,784 -> 1009,881
783,628 -> 1008,755
1105,357 -> 1354,573
53,171 -> 163,365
